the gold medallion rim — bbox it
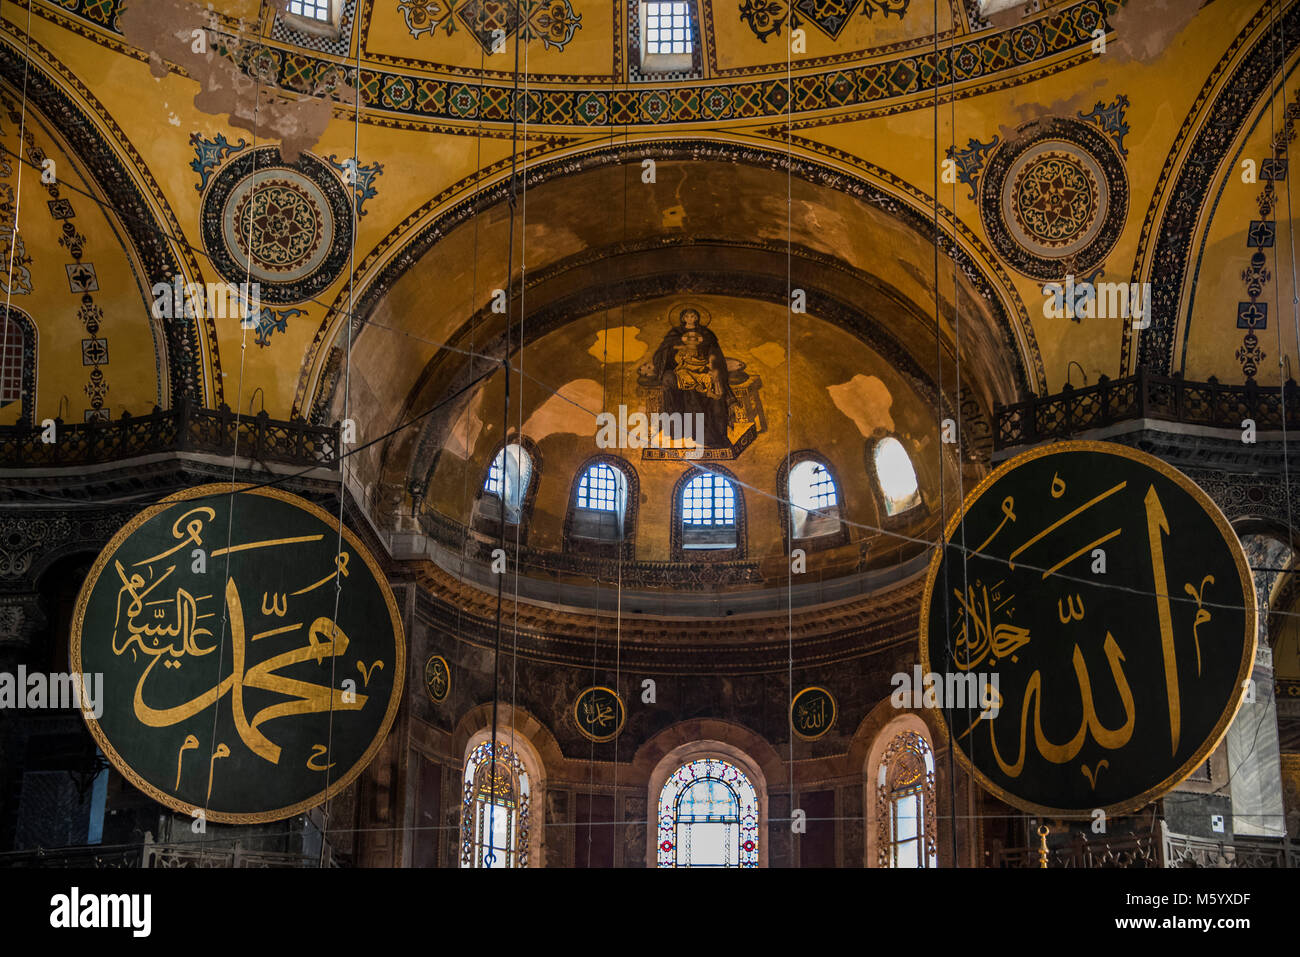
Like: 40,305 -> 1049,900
573,685 -> 626,743
917,440 -> 1257,819
69,483 -> 407,825
789,685 -> 837,741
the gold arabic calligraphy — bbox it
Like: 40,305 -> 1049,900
112,507 -> 379,800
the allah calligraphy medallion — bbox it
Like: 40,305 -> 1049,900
200,147 -> 353,303
70,484 -> 405,823
920,442 -> 1254,817
790,686 -> 837,740
574,686 -> 625,743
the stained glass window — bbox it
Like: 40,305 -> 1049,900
876,731 -> 937,868
461,740 -> 531,868
788,459 -> 839,538
657,758 -> 758,867
874,437 -> 921,516
484,443 -> 533,524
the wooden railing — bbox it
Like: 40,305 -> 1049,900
0,398 -> 340,468
995,371 -> 1300,450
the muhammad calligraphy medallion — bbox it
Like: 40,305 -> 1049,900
574,686 -> 625,743
70,484 -> 405,823
920,442 -> 1255,817
790,686 -> 837,740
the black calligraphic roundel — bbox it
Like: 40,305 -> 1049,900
574,686 -> 626,743
920,442 -> 1255,817
70,485 -> 405,823
790,686 -> 837,740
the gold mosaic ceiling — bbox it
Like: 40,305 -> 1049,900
0,0 -> 1296,474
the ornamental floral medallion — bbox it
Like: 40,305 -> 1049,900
979,117 -> 1128,282
201,147 -> 354,304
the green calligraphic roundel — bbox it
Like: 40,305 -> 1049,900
574,686 -> 625,743
920,441 -> 1255,818
71,484 -> 405,824
790,686 -> 836,740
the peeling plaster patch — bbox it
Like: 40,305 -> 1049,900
444,388 -> 485,460
982,0 -> 1036,30
661,204 -> 685,228
749,341 -> 786,367
827,374 -> 895,437
522,378 -> 604,440
120,0 -> 354,162
998,80 -> 1108,143
524,221 -> 586,261
1111,0 -> 1205,65
588,327 -> 648,365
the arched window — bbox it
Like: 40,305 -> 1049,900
873,437 -> 921,516
461,740 -> 532,868
0,307 -> 35,423
657,758 -> 758,867
681,472 -> 736,549
877,731 -> 937,868
572,462 -> 628,541
788,459 -> 841,539
0,312 -> 25,409
483,442 -> 533,525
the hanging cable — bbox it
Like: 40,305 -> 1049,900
316,0 -> 367,865
1,0 -> 32,421
484,0 -> 528,867
199,0 -> 267,865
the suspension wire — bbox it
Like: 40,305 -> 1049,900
583,26 -> 630,867
316,0 -> 367,866
929,0 -> 962,868
1,0 -> 31,423
784,0 -> 795,865
199,0 -> 266,865
940,0 -> 969,867
447,0 -> 492,868
506,5 -> 531,866
484,0 -> 528,868
610,89 -> 630,870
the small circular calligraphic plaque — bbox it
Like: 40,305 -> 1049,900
574,686 -> 625,743
920,441 -> 1254,817
790,686 -> 837,740
424,654 -> 450,703
71,484 -> 404,823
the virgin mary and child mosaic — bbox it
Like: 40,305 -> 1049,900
635,304 -> 765,461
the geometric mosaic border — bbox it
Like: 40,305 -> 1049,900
48,0 -> 1116,127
